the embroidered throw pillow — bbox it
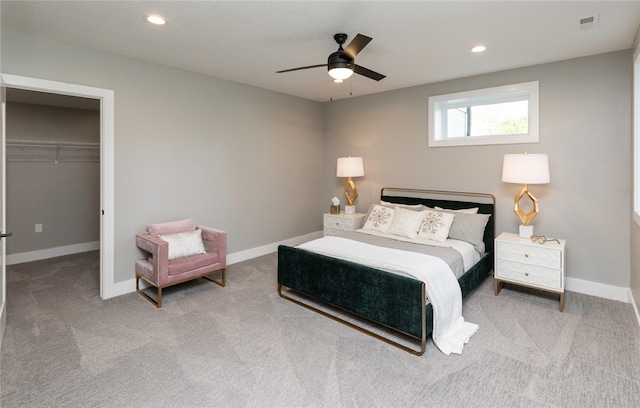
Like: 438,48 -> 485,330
417,210 -> 455,242
158,229 -> 206,260
362,205 -> 395,233
386,207 -> 426,239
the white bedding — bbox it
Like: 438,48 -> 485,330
355,228 -> 481,276
297,236 -> 478,355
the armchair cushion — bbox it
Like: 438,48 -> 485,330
157,229 -> 206,260
168,251 -> 220,276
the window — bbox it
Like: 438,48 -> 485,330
429,81 -> 539,147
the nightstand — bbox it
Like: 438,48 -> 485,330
494,232 -> 566,311
323,213 -> 366,236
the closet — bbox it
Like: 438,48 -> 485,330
5,89 -> 100,264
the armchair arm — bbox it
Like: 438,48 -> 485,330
136,233 -> 169,279
198,226 -> 227,267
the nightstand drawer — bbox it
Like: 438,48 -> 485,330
323,213 -> 366,237
324,227 -> 343,236
496,241 -> 562,269
495,259 -> 562,291
323,217 -> 359,231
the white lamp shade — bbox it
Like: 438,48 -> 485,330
502,153 -> 550,184
336,157 -> 364,177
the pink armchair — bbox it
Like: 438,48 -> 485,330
135,219 -> 227,308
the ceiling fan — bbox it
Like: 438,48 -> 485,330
276,33 -> 386,83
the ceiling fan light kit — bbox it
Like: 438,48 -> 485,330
277,33 -> 386,83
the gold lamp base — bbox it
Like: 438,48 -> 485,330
344,177 -> 358,207
514,183 -> 539,238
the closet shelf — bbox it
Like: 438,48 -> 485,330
6,139 -> 100,163
6,139 -> 99,149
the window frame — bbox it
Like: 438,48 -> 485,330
428,81 -> 540,147
633,43 -> 640,226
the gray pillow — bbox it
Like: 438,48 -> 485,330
441,211 -> 490,253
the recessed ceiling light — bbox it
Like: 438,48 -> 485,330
146,15 -> 167,25
470,45 -> 487,53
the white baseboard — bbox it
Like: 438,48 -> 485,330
630,289 -> 640,327
0,301 -> 5,350
226,231 -> 322,265
565,277 -> 630,303
102,277 -> 138,300
7,241 -> 100,265
104,231 -> 324,300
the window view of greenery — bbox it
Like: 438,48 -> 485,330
446,100 -> 528,138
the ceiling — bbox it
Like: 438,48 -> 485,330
2,1 -> 640,103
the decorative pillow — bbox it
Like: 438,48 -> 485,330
435,206 -> 479,214
381,201 -> 424,210
386,207 -> 426,239
417,210 -> 456,242
147,218 -> 197,236
365,202 -> 424,222
362,205 -> 395,233
446,212 -> 491,253
158,229 -> 206,260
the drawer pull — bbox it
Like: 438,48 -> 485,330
524,254 -> 529,257
525,272 -> 529,276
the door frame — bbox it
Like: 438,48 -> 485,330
1,73 -> 116,299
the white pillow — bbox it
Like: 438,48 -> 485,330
381,201 -> 424,210
362,205 -> 395,233
158,229 -> 206,260
435,206 -> 479,214
386,207 -> 426,239
417,210 -> 456,242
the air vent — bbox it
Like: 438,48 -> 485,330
579,14 -> 599,30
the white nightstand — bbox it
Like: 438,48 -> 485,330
323,213 -> 366,236
494,232 -> 566,311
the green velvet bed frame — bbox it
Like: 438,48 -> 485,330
277,188 -> 495,355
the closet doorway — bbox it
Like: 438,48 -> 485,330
6,88 -> 100,263
1,74 -> 115,299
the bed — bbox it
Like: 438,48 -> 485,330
277,188 -> 495,355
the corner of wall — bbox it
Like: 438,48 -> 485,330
630,288 -> 640,327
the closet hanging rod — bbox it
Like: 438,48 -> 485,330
6,139 -> 100,148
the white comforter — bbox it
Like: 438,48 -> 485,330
297,236 -> 478,355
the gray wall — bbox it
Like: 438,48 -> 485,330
1,29 -> 324,284
1,28 -> 635,291
631,26 -> 640,307
323,50 -> 632,288
5,102 -> 100,255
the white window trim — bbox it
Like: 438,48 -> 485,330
633,43 -> 640,226
428,81 -> 539,147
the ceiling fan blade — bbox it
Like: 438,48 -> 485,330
354,65 -> 386,81
341,34 -> 372,60
276,64 -> 327,74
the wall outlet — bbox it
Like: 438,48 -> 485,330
35,224 -> 42,233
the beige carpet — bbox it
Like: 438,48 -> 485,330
1,250 -> 639,407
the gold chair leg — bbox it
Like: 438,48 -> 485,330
203,268 -> 226,287
136,274 -> 162,308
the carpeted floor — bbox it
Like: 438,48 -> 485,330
1,250 -> 639,407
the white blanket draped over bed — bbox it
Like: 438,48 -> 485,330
297,236 -> 478,355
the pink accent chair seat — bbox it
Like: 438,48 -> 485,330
135,219 -> 227,308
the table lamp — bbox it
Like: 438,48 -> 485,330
501,152 -> 550,238
336,156 -> 364,215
